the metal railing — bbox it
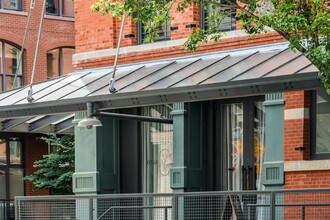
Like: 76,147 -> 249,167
15,189 -> 330,219
1,200 -> 15,220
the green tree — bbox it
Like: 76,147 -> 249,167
91,0 -> 330,93
23,134 -> 75,194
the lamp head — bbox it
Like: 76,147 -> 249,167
77,117 -> 102,129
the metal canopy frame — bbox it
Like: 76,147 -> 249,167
0,43 -> 322,121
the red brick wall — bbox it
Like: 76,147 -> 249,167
284,91 -> 311,161
0,1 -> 75,84
74,1 -> 286,69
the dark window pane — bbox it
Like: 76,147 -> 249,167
0,168 -> 6,199
316,88 -> 330,154
4,43 -> 20,75
47,49 -> 60,78
9,168 -> 24,199
62,48 -> 74,75
62,0 -> 74,17
46,0 -> 59,15
0,140 -> 6,165
2,0 -> 22,10
9,140 -> 21,165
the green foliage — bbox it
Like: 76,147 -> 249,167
91,0 -> 330,92
23,134 -> 75,194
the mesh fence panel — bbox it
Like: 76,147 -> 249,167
17,198 -> 79,219
96,195 -> 173,220
15,189 -> 330,220
177,192 -> 270,220
275,190 -> 330,220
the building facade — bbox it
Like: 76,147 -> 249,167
70,0 -> 330,195
0,0 -> 75,202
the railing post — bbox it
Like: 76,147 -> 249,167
301,205 -> 305,220
270,192 -> 275,220
172,194 -> 178,220
89,197 -> 93,220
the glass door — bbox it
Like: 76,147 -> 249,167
216,98 -> 265,192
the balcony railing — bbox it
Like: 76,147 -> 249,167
15,189 -> 330,219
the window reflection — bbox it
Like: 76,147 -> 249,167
0,139 -> 24,199
2,0 -> 22,11
316,88 -> 330,154
9,168 -> 24,199
47,47 -> 74,79
46,0 -> 74,17
0,140 -> 6,166
0,168 -> 6,199
9,140 -> 21,165
0,42 -> 23,91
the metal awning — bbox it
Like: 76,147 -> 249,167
0,43 -> 321,121
0,113 -> 74,134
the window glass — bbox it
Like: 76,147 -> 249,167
0,45 -> 2,73
0,140 -> 6,165
47,47 -> 74,78
62,0 -> 74,17
203,0 -> 236,32
0,41 -> 23,91
9,140 -> 21,165
139,19 -> 171,44
5,75 -> 21,91
46,0 -> 59,15
62,48 -> 74,75
2,0 -> 22,10
0,168 -> 6,199
46,0 -> 74,17
4,43 -> 19,75
315,88 -> 330,154
47,49 -> 60,78
9,168 -> 24,199
142,105 -> 173,194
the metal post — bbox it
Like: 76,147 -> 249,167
301,205 -> 305,220
172,195 -> 178,220
270,192 -> 275,220
89,197 -> 93,220
165,207 -> 168,220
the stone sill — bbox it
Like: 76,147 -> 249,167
45,15 -> 74,22
0,9 -> 27,16
284,160 -> 330,172
73,30 -> 250,62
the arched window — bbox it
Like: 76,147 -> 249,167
47,47 -> 74,79
0,41 -> 23,91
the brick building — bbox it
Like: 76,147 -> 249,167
0,0 -> 75,202
0,0 -> 329,218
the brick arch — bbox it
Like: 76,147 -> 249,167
43,40 -> 75,53
0,33 -> 23,49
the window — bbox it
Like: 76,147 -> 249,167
0,139 -> 24,200
0,41 -> 23,91
311,88 -> 330,159
201,0 -> 236,32
138,19 -> 171,44
0,0 -> 22,11
47,47 -> 74,79
46,0 -> 74,17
